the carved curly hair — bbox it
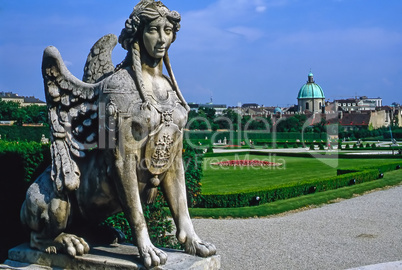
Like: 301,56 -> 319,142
118,1 -> 181,50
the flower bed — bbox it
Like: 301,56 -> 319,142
211,160 -> 282,167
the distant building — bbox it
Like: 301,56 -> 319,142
334,96 -> 382,112
339,112 -> 371,130
243,107 -> 267,117
297,72 -> 325,114
0,91 -> 46,106
188,102 -> 227,115
241,103 -> 260,109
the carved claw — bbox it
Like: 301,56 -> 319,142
54,233 -> 90,257
31,232 -> 90,257
45,246 -> 58,254
185,238 -> 216,258
140,245 -> 168,269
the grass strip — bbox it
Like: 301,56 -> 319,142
189,168 -> 402,218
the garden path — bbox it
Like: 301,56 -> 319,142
193,185 -> 402,270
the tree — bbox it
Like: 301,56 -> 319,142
213,108 -> 241,130
313,118 -> 327,133
0,100 -> 23,123
276,115 -> 307,132
23,105 -> 48,124
198,107 -> 215,122
0,100 -> 48,125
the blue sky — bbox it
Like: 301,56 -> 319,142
1,0 -> 401,107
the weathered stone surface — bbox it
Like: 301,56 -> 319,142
19,1 -> 216,269
2,244 -> 221,270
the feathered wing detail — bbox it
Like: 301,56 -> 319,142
83,34 -> 117,83
42,46 -> 100,192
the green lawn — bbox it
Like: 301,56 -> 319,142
190,167 -> 402,218
201,154 -> 400,194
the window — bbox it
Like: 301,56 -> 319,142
306,102 -> 309,110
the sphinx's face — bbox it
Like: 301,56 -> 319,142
143,17 -> 174,59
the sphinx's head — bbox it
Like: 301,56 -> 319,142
119,0 -> 181,55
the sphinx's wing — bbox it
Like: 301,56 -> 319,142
42,46 -> 99,192
82,34 -> 117,83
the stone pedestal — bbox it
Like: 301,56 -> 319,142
1,243 -> 220,270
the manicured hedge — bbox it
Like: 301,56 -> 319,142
185,131 -> 327,142
341,146 -> 402,151
205,150 -> 402,159
383,130 -> 402,139
198,158 -> 401,208
337,161 -> 401,176
0,141 -> 50,262
199,168 -> 381,208
251,151 -> 402,160
0,126 -> 49,142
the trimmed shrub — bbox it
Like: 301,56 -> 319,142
0,126 -> 49,142
319,143 -> 325,150
183,141 -> 204,207
198,160 -> 401,208
199,169 -> 381,208
0,141 -> 50,262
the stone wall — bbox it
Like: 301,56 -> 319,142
369,110 -> 390,129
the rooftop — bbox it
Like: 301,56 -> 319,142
297,72 -> 325,99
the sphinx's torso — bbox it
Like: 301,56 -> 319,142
99,67 -> 188,141
74,68 -> 188,220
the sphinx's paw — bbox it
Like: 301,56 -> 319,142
53,233 -> 90,257
140,244 -> 168,269
185,237 -> 216,257
31,232 -> 90,257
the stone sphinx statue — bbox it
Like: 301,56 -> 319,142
20,0 -> 216,268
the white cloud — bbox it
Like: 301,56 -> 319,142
227,26 -> 264,42
64,60 -> 73,67
177,0 -> 287,52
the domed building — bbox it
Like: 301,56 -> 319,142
274,107 -> 282,115
297,72 -> 325,113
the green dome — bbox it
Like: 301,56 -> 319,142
297,72 -> 325,99
297,84 -> 325,99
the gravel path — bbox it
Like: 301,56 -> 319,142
192,185 -> 402,270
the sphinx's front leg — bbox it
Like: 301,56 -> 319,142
114,137 -> 167,268
161,156 -> 216,257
